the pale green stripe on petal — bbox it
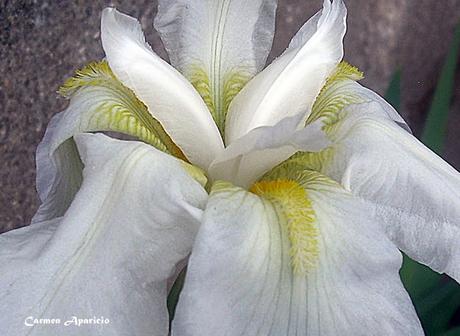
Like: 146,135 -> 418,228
222,71 -> 252,127
187,64 -> 251,136
188,65 -> 217,122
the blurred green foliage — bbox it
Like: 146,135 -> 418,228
422,24 -> 460,153
386,23 -> 460,336
167,267 -> 186,325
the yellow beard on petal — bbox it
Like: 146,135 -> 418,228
250,180 -> 319,275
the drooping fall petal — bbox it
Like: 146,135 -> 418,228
172,177 -> 423,335
300,102 -> 460,282
1,134 -> 207,336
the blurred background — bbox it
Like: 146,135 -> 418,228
0,0 -> 460,334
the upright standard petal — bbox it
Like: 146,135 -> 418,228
33,61 -> 184,223
154,0 -> 277,133
173,176 -> 423,335
298,102 -> 460,282
0,134 -> 207,336
225,0 -> 347,144
101,8 -> 224,169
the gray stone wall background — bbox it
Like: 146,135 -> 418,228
1,0 -> 459,233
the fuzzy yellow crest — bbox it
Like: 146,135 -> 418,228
250,179 -> 319,274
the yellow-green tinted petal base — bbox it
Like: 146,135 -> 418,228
307,61 -> 364,129
187,64 -> 250,138
60,60 -> 186,160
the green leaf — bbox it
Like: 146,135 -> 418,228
418,281 -> 460,335
167,268 -> 187,323
422,24 -> 460,153
443,327 -> 460,336
385,69 -> 401,111
399,255 -> 442,299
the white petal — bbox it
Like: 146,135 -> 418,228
154,0 -> 277,129
209,114 -> 330,187
0,134 -> 207,336
155,0 -> 276,73
172,179 -> 423,335
319,102 -> 460,282
101,8 -> 224,169
33,112 -> 83,223
348,82 -> 410,131
225,0 -> 347,144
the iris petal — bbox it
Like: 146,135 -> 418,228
172,176 -> 423,335
1,134 -> 207,336
155,0 -> 277,134
101,8 -> 224,169
225,0 -> 347,144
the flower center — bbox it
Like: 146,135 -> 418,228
250,179 -> 319,274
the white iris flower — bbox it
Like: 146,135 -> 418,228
1,0 -> 459,335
